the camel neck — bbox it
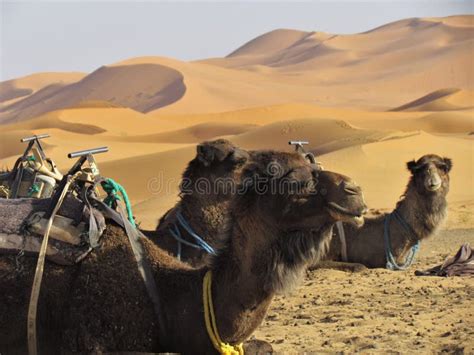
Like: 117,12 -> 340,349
209,212 -> 333,344
388,183 -> 447,262
396,183 -> 447,241
209,214 -> 276,344
179,193 -> 230,239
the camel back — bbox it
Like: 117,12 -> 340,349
0,194 -> 105,265
0,146 -> 118,265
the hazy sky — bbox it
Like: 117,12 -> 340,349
0,0 -> 472,81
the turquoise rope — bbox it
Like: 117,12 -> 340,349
28,183 -> 40,197
383,210 -> 420,270
168,211 -> 216,260
101,178 -> 136,228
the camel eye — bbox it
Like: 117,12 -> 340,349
413,164 -> 427,173
436,163 -> 448,172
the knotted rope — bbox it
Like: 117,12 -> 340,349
384,209 -> 420,270
203,271 -> 244,355
101,178 -> 136,228
28,183 -> 40,197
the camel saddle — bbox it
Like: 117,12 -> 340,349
0,194 -> 106,265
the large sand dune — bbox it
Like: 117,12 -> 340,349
392,88 -> 474,112
2,15 -> 473,123
0,72 -> 85,109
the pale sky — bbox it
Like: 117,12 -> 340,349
0,0 -> 472,81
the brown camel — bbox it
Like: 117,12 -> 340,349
322,154 -> 452,269
0,151 -> 366,354
145,139 -> 251,266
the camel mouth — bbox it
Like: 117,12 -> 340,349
351,215 -> 365,227
426,183 -> 441,191
327,203 -> 365,227
327,202 -> 364,218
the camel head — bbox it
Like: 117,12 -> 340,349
237,151 -> 367,232
226,151 -> 367,293
406,154 -> 452,196
195,139 -> 249,168
318,171 -> 367,227
180,139 -> 250,196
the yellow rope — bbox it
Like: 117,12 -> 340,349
203,271 -> 244,355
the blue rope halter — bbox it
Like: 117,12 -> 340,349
383,209 -> 420,270
169,211 -> 216,260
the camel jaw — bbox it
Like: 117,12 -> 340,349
327,202 -> 365,226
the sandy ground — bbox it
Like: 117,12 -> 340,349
0,14 -> 473,353
254,227 -> 474,354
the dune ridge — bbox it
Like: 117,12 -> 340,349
0,72 -> 85,109
1,15 -> 473,122
391,88 -> 474,111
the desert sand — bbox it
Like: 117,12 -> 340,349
0,15 -> 473,353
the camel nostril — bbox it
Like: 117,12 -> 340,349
361,206 -> 368,215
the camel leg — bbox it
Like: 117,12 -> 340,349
310,260 -> 367,273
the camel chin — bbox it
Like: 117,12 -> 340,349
350,215 -> 365,227
326,203 -> 365,228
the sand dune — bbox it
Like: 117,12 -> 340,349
0,64 -> 186,123
0,72 -> 85,109
392,88 -> 474,111
218,16 -> 474,69
229,118 -> 410,154
116,122 -> 257,144
0,130 -> 47,162
1,15 -> 473,122
228,29 -> 310,58
412,111 -> 474,133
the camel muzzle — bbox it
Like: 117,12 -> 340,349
425,174 -> 442,191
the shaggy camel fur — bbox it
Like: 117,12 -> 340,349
145,139 -> 251,266
0,151 -> 366,354
322,154 -> 452,269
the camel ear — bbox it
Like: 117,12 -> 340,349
443,157 -> 453,173
196,143 -> 228,167
230,148 -> 250,164
196,144 -> 214,167
406,160 -> 418,174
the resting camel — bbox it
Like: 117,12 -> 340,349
322,154 -> 452,269
146,139 -> 252,266
163,144 -> 452,271
0,151 -> 366,353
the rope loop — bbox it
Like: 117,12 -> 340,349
384,211 -> 420,270
203,271 -> 244,355
101,178 -> 136,228
168,210 -> 216,260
